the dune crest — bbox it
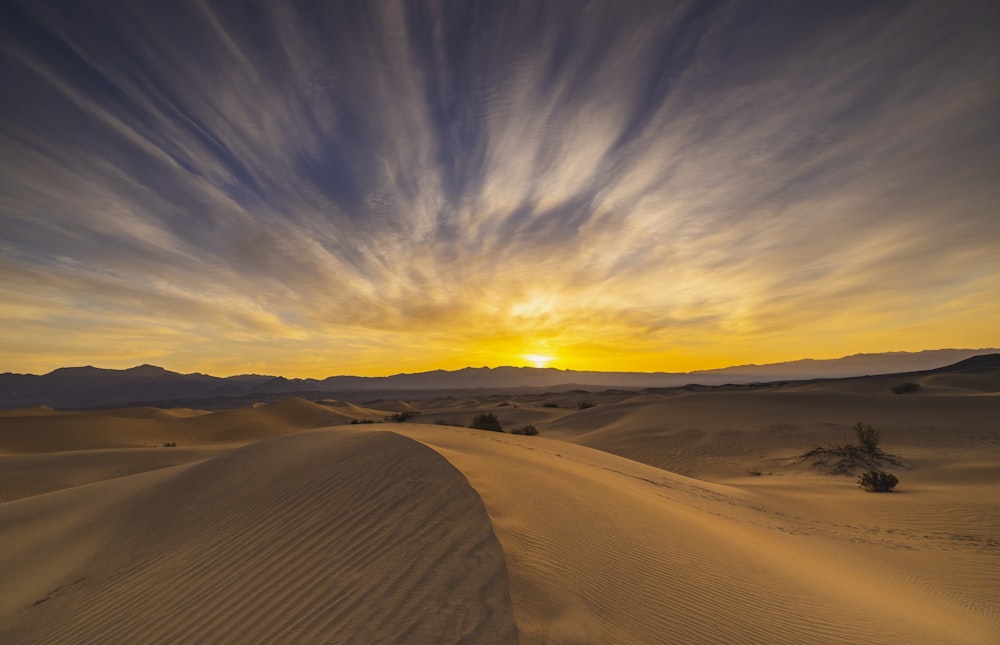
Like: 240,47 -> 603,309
0,428 -> 517,643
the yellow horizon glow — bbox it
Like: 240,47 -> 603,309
6,316 -> 998,379
523,354 -> 555,368
4,258 -> 999,378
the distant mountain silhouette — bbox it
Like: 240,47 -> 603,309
927,353 -> 1000,373
1,349 -> 996,410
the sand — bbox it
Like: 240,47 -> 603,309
0,428 -> 516,643
1,372 -> 997,643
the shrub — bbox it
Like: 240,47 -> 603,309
162,441 -> 176,447
387,410 -> 419,423
471,412 -> 503,432
511,424 -> 539,436
434,419 -> 465,427
542,403 -> 560,408
350,418 -> 378,424
797,422 -> 902,475
577,401 -> 596,410
854,422 -> 880,453
891,382 -> 921,395
858,470 -> 898,492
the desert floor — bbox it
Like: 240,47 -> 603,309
1,368 -> 998,643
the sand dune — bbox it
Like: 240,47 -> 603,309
398,425 -> 997,644
0,428 -> 516,643
545,389 -> 1000,478
0,397 -> 388,454
1,370 -> 998,643
0,447 -> 227,503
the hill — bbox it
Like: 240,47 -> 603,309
2,349 -> 996,410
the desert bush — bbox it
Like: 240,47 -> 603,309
434,419 -> 465,427
854,422 -> 880,453
387,410 -> 419,423
858,470 -> 899,492
511,424 -> 539,436
471,412 -> 503,432
891,382 -> 921,395
162,441 -> 176,447
350,418 -> 378,424
577,400 -> 596,410
798,422 -> 902,474
542,403 -> 560,408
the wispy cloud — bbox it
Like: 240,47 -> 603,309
1,0 -> 998,375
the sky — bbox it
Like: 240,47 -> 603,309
1,1 -> 998,377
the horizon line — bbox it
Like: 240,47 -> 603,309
7,347 -> 998,380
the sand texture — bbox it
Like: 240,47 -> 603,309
0,428 -> 516,643
1,368 -> 998,643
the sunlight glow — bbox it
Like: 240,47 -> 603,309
524,354 -> 555,368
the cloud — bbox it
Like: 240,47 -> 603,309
1,0 -> 998,375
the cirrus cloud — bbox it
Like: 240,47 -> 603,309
1,0 -> 998,376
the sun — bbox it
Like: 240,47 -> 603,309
524,354 -> 555,368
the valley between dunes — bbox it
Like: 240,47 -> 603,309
1,367 -> 998,643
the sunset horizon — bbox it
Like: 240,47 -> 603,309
6,345 -> 1000,381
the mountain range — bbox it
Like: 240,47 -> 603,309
1,348 -> 997,410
